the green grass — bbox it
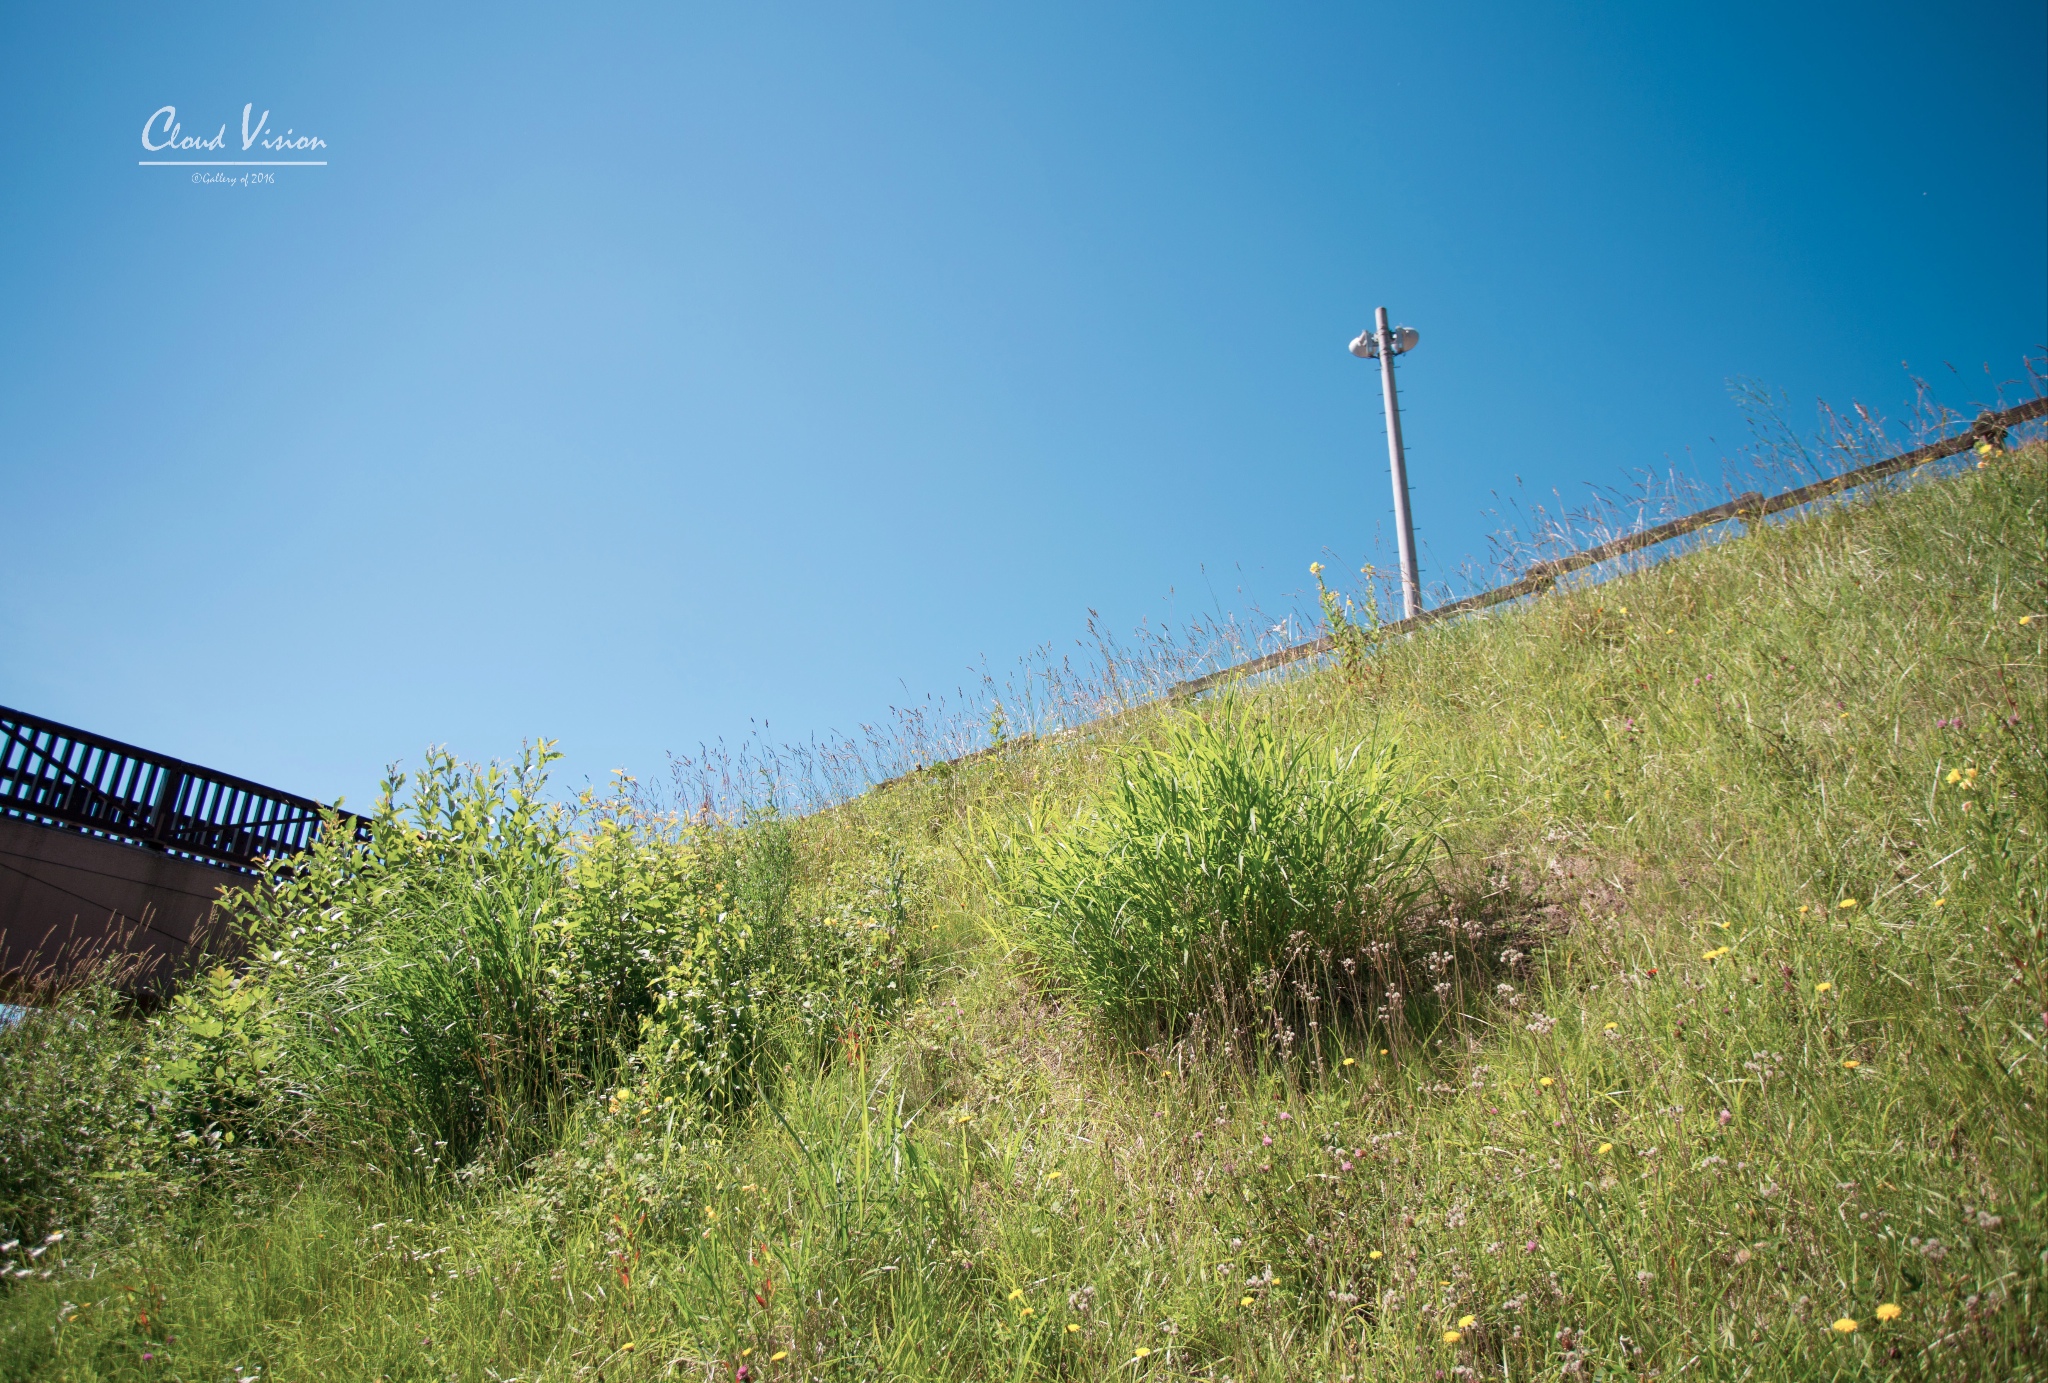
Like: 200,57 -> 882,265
2,446 -> 2043,1380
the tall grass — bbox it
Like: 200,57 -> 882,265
994,704 -> 1425,1053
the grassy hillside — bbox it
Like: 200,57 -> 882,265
3,445 -> 2043,1381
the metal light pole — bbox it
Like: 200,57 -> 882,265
1348,308 -> 1422,618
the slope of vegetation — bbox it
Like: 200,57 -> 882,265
2,445 -> 2043,1381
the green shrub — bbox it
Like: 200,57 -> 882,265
0,979 -> 155,1247
157,747 -> 917,1178
994,704 -> 1425,1051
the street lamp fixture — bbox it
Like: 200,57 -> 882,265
1349,307 -> 1422,618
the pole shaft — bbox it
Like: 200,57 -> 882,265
1376,306 -> 1421,618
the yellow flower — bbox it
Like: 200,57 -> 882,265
1815,982 -> 1833,993
1020,1307 -> 1034,1316
704,1206 -> 717,1219
1604,1022 -> 1618,1031
1343,1057 -> 1356,1067
1539,1077 -> 1555,1088
1008,1288 -> 1025,1301
1947,769 -> 1963,784
1066,1323 -> 1081,1333
1442,1329 -> 1464,1344
1380,1047 -> 1389,1055
1842,1059 -> 1860,1069
1838,898 -> 1858,909
1046,1170 -> 1063,1181
1832,1317 -> 1858,1334
1597,1142 -> 1613,1155
1240,1295 -> 1254,1307
622,1342 -> 636,1353
1369,1250 -> 1384,1259
772,1351 -> 790,1361
1702,947 -> 1731,961
1934,898 -> 1946,908
1133,1346 -> 1152,1359
1875,1303 -> 1901,1322
1619,606 -> 1628,615
1457,1314 -> 1477,1329
1310,562 -> 1324,576
2022,614 -> 2034,626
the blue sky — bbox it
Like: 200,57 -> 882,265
2,3 -> 2042,810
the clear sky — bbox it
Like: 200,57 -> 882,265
2,3 -> 2043,810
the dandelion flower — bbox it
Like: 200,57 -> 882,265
1947,769 -> 1963,785
772,1351 -> 790,1361
1020,1307 -> 1034,1316
1380,1048 -> 1389,1055
1539,1077 -> 1554,1088
1240,1295 -> 1254,1307
1839,898 -> 1858,909
1442,1329 -> 1463,1344
622,1343 -> 636,1353
1702,947 -> 1731,961
1008,1288 -> 1025,1301
1343,1057 -> 1356,1067
1597,1143 -> 1613,1155
1934,898 -> 1946,908
2021,614 -> 2033,626
1133,1346 -> 1152,1359
1875,1303 -> 1901,1322
1457,1314 -> 1477,1329
1832,1317 -> 1858,1334
1842,1059 -> 1860,1069
1369,1250 -> 1384,1260
1603,1022 -> 1618,1031
1815,982 -> 1832,993
1046,1170 -> 1063,1181
955,1113 -> 973,1124
1066,1323 -> 1081,1333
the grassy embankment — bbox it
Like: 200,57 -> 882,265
1,445 -> 2043,1380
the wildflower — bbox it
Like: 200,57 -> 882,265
955,1113 -> 973,1124
1457,1314 -> 1477,1329
1839,898 -> 1857,909
1046,1170 -> 1063,1181
1539,1077 -> 1554,1088
1442,1329 -> 1463,1344
1310,562 -> 1324,575
1369,1250 -> 1383,1260
704,1206 -> 717,1220
621,1343 -> 636,1353
1066,1323 -> 1081,1333
771,1351 -> 790,1361
1133,1346 -> 1152,1359
2023,615 -> 2035,626
1702,947 -> 1731,961
1603,1022 -> 1618,1031
1380,1047 -> 1389,1055
1832,1317 -> 1858,1334
1240,1295 -> 1255,1307
1279,1111 -> 1292,1122
1875,1303 -> 1901,1322
1008,1288 -> 1025,1301
1841,1059 -> 1860,1070
1341,1160 -> 1354,1171
1947,769 -> 1963,784
1020,1307 -> 1034,1316
1815,982 -> 1832,993
1343,1057 -> 1356,1067
1934,898 -> 1946,908
1597,1143 -> 1613,1155
1717,1108 -> 1732,1126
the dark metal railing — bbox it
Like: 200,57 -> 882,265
0,704 -> 364,875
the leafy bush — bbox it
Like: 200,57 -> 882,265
995,704 -> 1425,1050
0,978 -> 155,1246
158,746 -> 917,1178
